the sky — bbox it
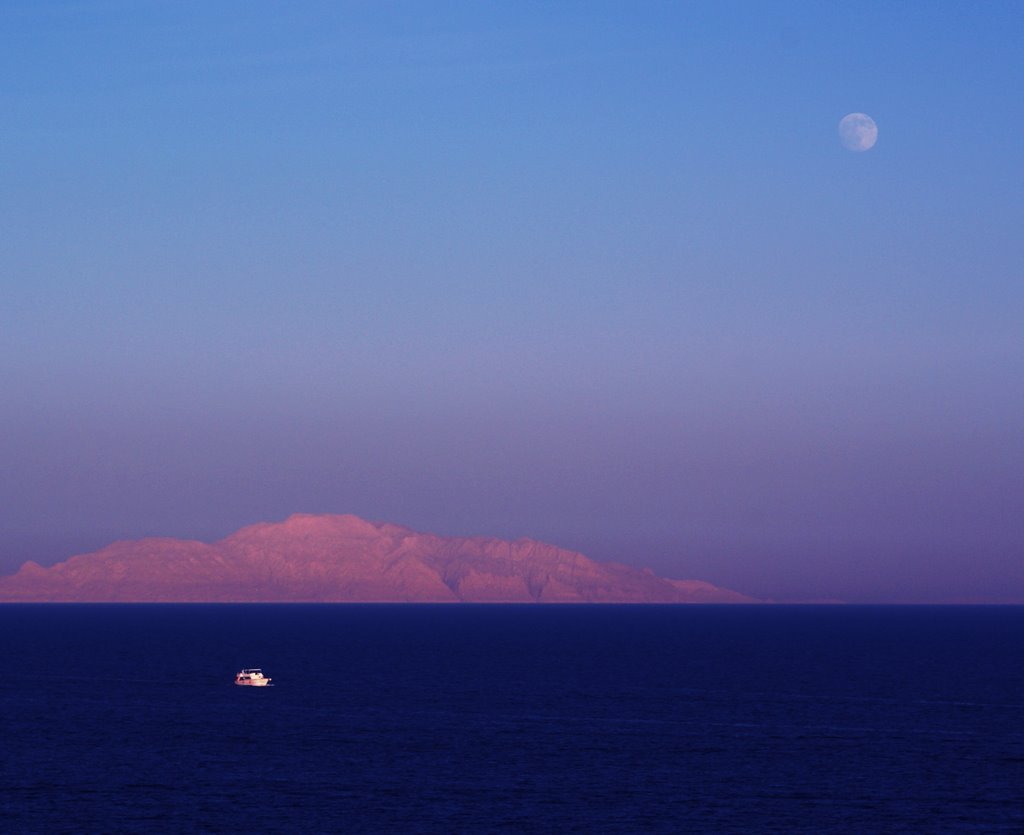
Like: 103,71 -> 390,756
1,1 -> 1022,602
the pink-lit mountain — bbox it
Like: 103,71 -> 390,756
0,513 -> 755,603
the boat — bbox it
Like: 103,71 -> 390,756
235,668 -> 272,686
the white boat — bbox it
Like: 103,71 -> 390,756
235,668 -> 272,686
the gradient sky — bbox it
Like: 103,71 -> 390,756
2,2 -> 1022,602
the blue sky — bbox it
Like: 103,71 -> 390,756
1,1 -> 1022,601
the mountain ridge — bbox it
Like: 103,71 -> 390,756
0,513 -> 756,603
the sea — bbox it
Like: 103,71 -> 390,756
2,605 -> 1022,833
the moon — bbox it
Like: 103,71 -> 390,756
838,112 -> 878,152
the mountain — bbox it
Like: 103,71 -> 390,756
0,514 -> 755,603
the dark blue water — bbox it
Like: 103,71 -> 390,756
2,606 -> 1022,833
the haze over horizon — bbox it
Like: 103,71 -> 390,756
2,3 -> 1022,604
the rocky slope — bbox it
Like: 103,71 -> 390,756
0,514 -> 755,603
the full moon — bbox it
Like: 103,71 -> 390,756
838,112 -> 878,151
